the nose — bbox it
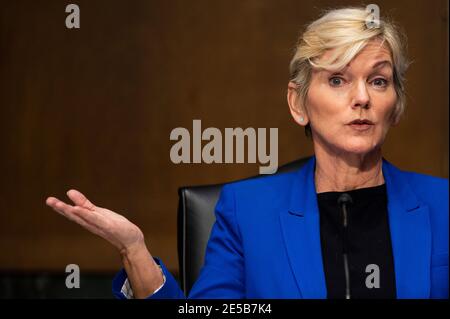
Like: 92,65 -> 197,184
351,81 -> 370,109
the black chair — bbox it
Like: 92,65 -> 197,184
177,156 -> 312,295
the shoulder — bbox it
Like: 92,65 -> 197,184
394,167 -> 449,240
404,170 -> 449,256
400,169 -> 448,202
222,170 -> 299,199
383,159 -> 448,201
217,170 -> 299,217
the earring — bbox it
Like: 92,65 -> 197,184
300,117 -> 304,122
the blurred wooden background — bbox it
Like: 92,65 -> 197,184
0,0 -> 448,275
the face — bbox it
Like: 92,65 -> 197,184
291,39 -> 398,155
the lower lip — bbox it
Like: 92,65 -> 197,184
348,123 -> 373,131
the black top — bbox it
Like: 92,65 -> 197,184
317,184 -> 397,299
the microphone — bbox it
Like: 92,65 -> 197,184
337,193 -> 353,204
337,193 -> 353,299
337,193 -> 353,227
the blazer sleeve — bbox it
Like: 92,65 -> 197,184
112,257 -> 185,299
112,183 -> 245,299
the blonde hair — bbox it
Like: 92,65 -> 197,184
289,7 -> 410,137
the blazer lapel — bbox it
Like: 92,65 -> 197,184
279,157 -> 431,298
382,159 -> 431,298
279,156 -> 327,298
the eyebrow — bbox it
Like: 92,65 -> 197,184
327,60 -> 393,75
372,60 -> 393,69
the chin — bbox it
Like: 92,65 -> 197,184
340,140 -> 377,155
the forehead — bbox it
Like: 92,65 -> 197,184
319,39 -> 393,71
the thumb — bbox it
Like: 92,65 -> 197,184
66,189 -> 96,210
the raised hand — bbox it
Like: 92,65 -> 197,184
46,189 -> 144,255
46,189 -> 164,298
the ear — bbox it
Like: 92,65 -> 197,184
390,107 -> 402,127
391,116 -> 400,127
287,81 -> 309,126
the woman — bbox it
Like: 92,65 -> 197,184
46,7 -> 448,299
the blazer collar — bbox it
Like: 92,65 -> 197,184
382,159 -> 431,298
280,156 -> 431,299
281,156 -> 327,298
288,155 -> 316,216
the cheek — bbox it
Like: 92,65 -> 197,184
306,84 -> 345,122
376,92 -> 398,124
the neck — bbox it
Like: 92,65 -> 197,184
313,143 -> 384,193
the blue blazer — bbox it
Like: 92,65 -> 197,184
113,156 -> 448,299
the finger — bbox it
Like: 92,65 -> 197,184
71,205 -> 109,231
47,198 -> 106,236
47,197 -> 80,222
47,197 -> 77,218
47,196 -> 107,232
46,196 -> 68,213
57,206 -> 96,232
46,196 -> 61,206
66,189 -> 96,210
62,208 -> 106,238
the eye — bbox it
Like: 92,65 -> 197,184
372,78 -> 388,87
329,77 -> 345,87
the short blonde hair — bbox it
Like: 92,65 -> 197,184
289,7 -> 410,137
